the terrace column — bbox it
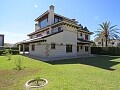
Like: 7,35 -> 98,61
19,44 -> 21,52
23,44 -> 25,55
88,44 -> 91,56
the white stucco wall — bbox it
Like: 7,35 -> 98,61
46,31 -> 63,44
29,25 -> 91,58
29,31 -> 64,57
48,26 -> 78,57
29,26 -> 78,58
77,32 -> 90,41
29,43 -> 46,57
77,45 -> 90,56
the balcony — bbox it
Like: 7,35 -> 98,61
51,27 -> 62,34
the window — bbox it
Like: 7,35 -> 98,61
36,33 -> 42,37
66,45 -> 72,52
54,18 -> 59,23
85,46 -> 88,52
58,27 -> 61,31
31,44 -> 35,51
52,28 -> 58,33
98,42 -> 101,44
80,33 -> 82,36
85,35 -> 88,40
51,43 -> 55,49
46,30 -> 49,34
54,17 -> 62,23
39,18 -> 48,28
59,19 -> 62,22
52,27 -> 62,33
30,36 -> 33,39
77,46 -> 79,52
81,46 -> 83,49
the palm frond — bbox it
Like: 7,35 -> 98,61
97,28 -> 103,31
109,25 -> 117,30
95,21 -> 120,46
94,31 -> 101,33
94,34 -> 101,37
99,24 -> 104,30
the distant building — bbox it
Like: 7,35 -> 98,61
94,37 -> 120,47
0,34 -> 4,46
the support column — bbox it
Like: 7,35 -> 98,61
19,44 -> 21,53
88,44 -> 91,56
23,44 -> 25,55
49,26 -> 52,34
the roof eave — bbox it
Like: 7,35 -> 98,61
34,10 -> 49,21
54,13 -> 78,23
78,29 -> 94,34
28,20 -> 80,36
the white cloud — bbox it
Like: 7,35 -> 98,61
94,16 -> 99,21
34,4 -> 38,8
1,31 -> 26,37
1,31 -> 28,44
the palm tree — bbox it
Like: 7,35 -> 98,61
95,21 -> 120,47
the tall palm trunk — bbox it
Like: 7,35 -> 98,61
105,35 -> 108,47
102,38 -> 103,47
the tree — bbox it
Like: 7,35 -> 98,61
34,77 -> 41,86
95,21 -> 120,47
3,49 -> 12,60
14,56 -> 23,71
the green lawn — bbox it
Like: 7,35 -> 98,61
0,55 -> 120,90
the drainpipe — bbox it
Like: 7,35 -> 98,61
23,44 -> 25,55
19,44 -> 21,53
89,44 -> 91,56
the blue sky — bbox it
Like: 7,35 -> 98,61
0,0 -> 120,44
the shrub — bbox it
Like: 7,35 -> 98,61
9,50 -> 19,55
14,56 -> 23,71
5,47 -> 19,50
3,49 -> 12,60
0,50 -> 4,55
34,77 -> 41,86
91,47 -> 120,56
0,50 -> 19,55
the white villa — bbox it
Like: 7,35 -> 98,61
18,5 -> 93,59
94,37 -> 120,47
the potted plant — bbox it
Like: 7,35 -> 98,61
25,77 -> 48,89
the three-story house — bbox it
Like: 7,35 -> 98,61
18,5 -> 93,60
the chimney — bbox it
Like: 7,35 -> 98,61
48,5 -> 54,25
35,23 -> 39,31
49,5 -> 54,11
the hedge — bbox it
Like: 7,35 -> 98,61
0,46 -> 29,51
91,47 -> 120,56
5,47 -> 19,50
0,47 -> 19,50
0,50 -> 19,55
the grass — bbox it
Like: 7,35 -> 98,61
0,55 -> 120,90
